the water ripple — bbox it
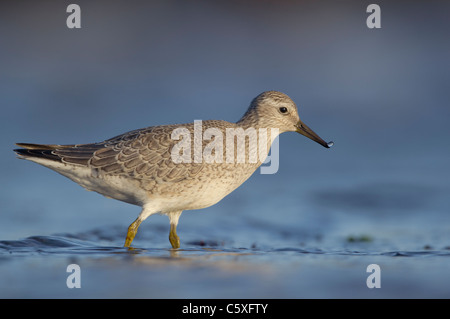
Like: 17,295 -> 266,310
0,235 -> 127,255
1,235 -> 450,258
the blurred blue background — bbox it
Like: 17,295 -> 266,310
0,0 -> 449,298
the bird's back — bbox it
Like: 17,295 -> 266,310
14,119 -> 266,210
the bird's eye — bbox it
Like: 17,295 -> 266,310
279,107 -> 288,114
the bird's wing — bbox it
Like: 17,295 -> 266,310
87,125 -> 203,182
15,122 -> 236,182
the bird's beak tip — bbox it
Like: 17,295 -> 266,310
296,120 -> 333,149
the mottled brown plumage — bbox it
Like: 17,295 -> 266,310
14,91 -> 332,248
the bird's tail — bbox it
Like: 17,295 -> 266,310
14,143 -> 74,161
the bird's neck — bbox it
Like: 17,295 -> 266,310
236,113 -> 280,146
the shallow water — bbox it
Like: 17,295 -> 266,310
1,200 -> 450,299
1,1 -> 450,299
2,238 -> 450,298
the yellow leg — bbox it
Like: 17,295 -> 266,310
169,223 -> 180,249
124,218 -> 142,247
167,210 -> 182,249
